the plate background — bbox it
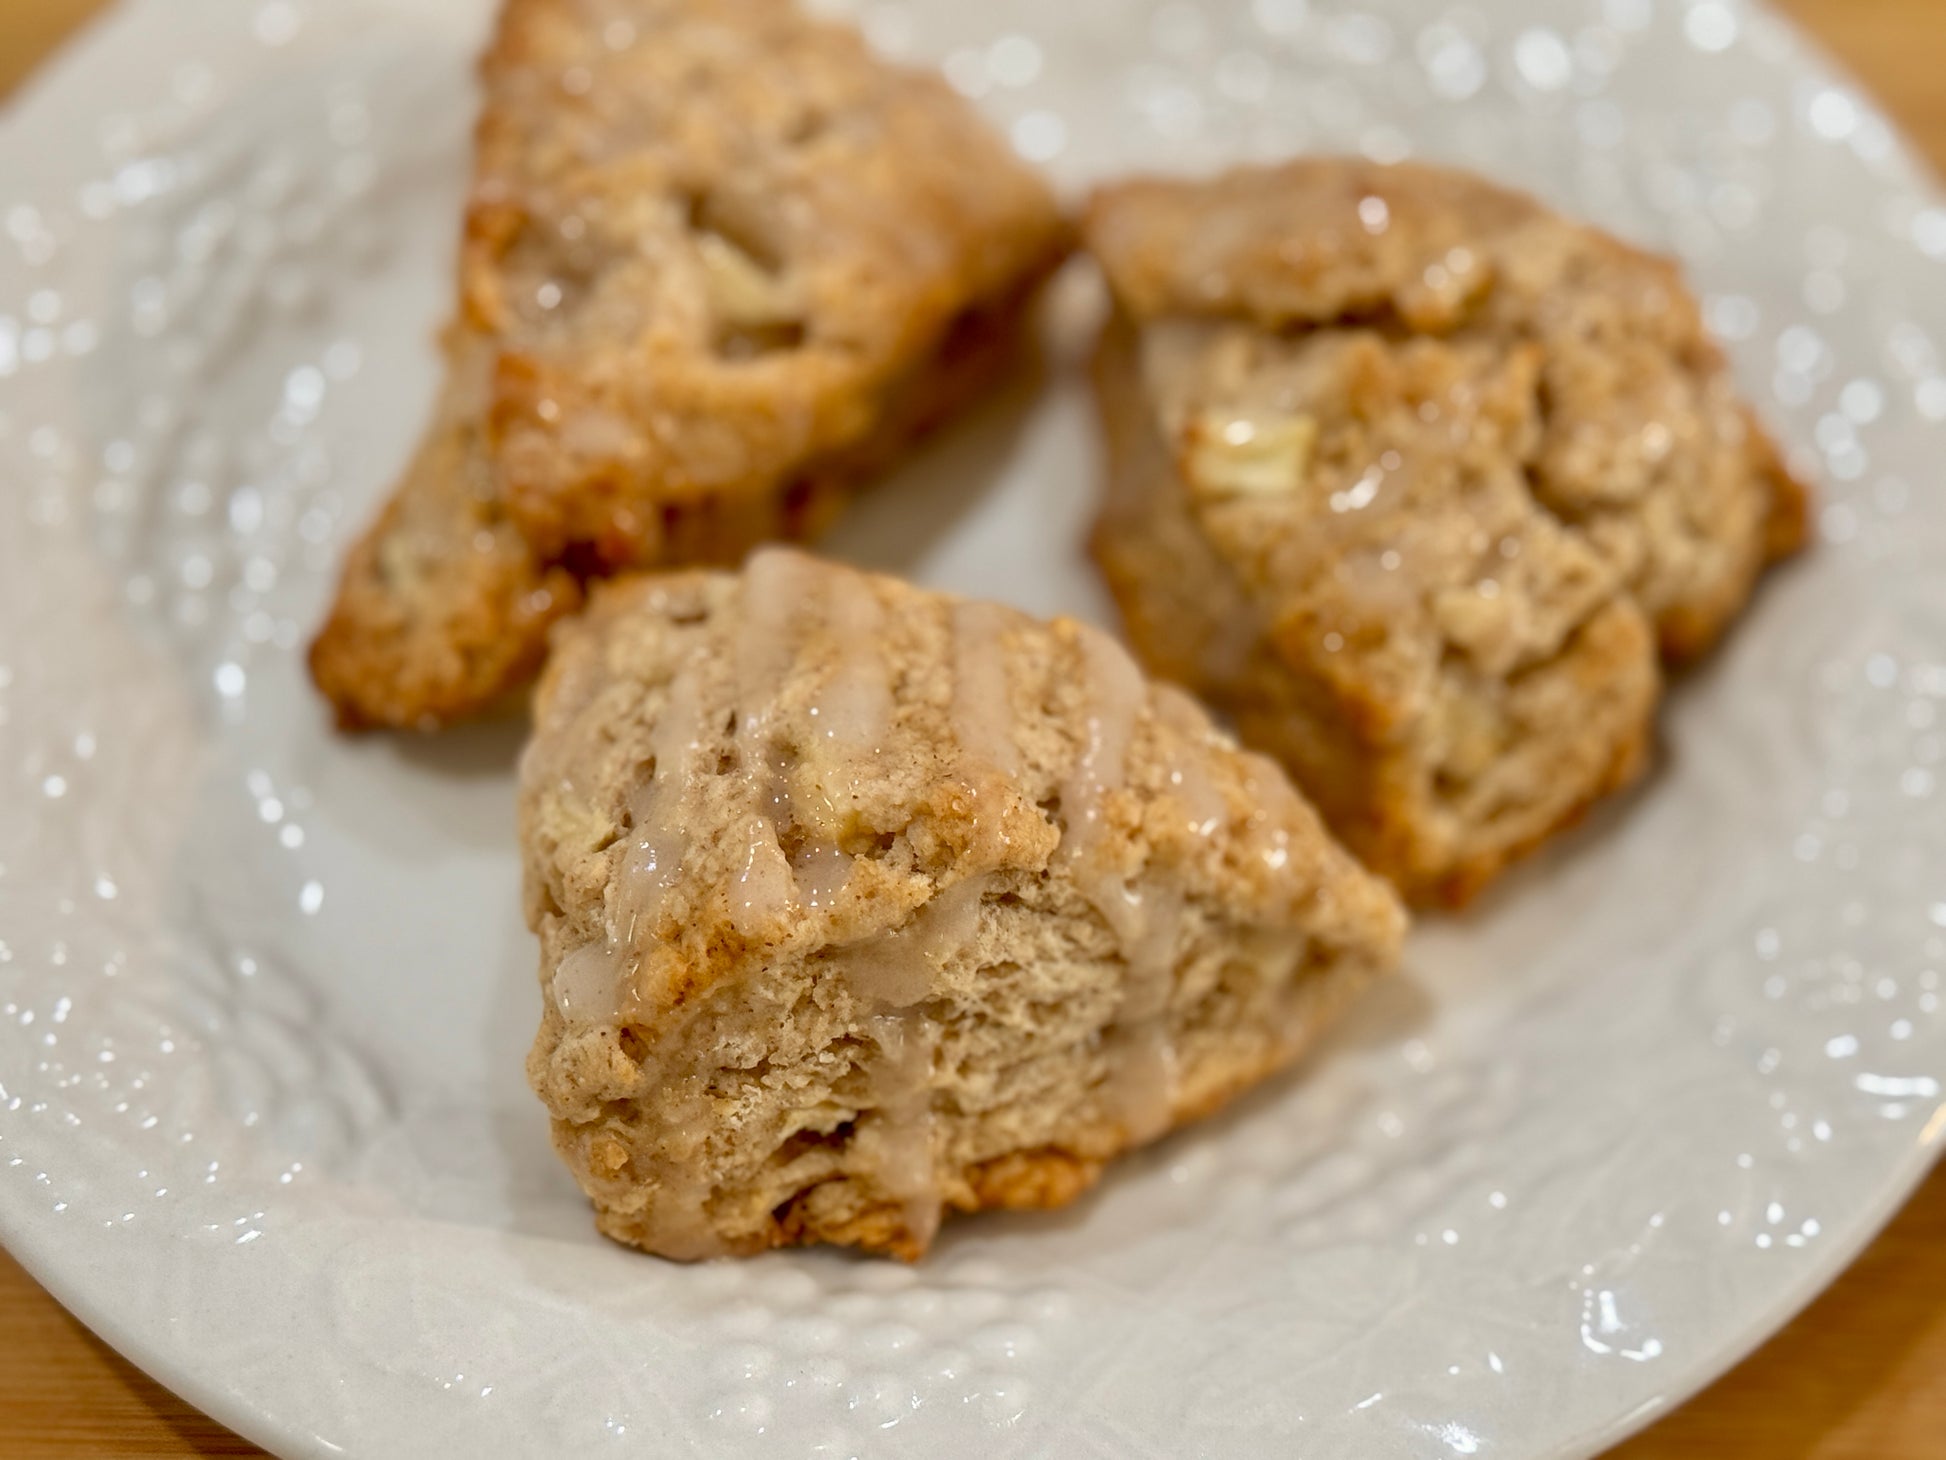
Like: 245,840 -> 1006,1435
2,1 -> 1945,1456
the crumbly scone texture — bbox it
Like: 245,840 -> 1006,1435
519,549 -> 1405,1259
309,0 -> 1069,730
1086,159 -> 1811,904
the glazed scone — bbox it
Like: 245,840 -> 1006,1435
520,549 -> 1405,1259
1086,159 -> 1809,904
310,0 -> 1069,730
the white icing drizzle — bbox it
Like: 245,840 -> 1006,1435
786,563 -> 892,907
846,939 -> 937,1014
1120,880 -> 1183,1025
638,1073 -> 728,1261
790,839 -> 853,910
616,655 -> 707,946
729,813 -> 798,936
551,937 -> 629,1025
843,875 -> 989,1009
732,549 -> 895,921
811,565 -> 892,755
796,593 -> 1021,1243
1102,878 -> 1183,1144
950,599 -> 1020,777
651,1190 -> 729,1262
837,873 -> 991,1243
1059,625 -> 1146,876
860,1012 -> 943,1248
552,649 -> 708,1026
736,548 -> 815,732
739,553 -> 947,1242
1060,626 -> 1186,1143
722,549 -> 826,936
1100,1022 -> 1175,1146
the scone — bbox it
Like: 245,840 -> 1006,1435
310,0 -> 1069,730
520,549 -> 1405,1259
1086,159 -> 1809,905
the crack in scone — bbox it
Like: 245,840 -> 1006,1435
519,550 -> 1404,1259
309,0 -> 1070,731
1086,159 -> 1810,906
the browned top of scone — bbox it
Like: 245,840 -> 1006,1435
518,549 -> 1405,1032
467,0 -> 1070,565
1086,158 -> 1809,660
1137,320 -> 1631,738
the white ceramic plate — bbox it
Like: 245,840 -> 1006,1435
3,1 -> 1944,1455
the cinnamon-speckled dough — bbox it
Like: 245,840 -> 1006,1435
520,550 -> 1404,1259
1087,158 -> 1809,905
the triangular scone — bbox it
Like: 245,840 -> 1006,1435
1086,160 -> 1810,904
310,0 -> 1069,730
520,550 -> 1404,1259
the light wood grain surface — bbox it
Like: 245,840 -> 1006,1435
3,2 -> 1944,1456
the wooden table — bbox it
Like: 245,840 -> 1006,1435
3,2 -> 1944,1455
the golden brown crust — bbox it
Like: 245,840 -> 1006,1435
475,0 -> 1071,569
1084,158 -> 1782,905
762,1150 -> 1104,1262
961,1147 -> 1103,1213
1753,406 -> 1814,563
1086,158 -> 1811,661
309,0 -> 1068,730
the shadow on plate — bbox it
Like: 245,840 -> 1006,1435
388,711 -> 533,781
819,334 -> 1050,575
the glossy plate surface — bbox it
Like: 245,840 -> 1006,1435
2,1 -> 1943,1455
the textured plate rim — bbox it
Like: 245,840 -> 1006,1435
0,3 -> 1942,1458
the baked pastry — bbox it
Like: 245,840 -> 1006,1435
1086,159 -> 1809,905
520,549 -> 1405,1259
310,0 -> 1069,730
